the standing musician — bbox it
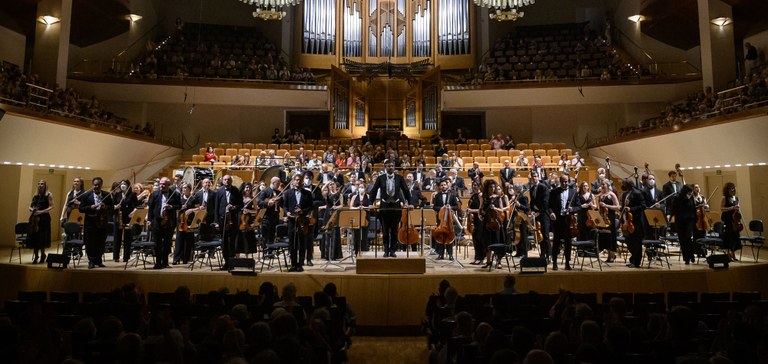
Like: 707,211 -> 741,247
236,182 -> 258,257
320,181 -> 343,260
257,177 -> 283,247
509,183 -> 531,258
671,184 -> 697,264
172,183 -> 195,265
597,180 -> 620,263
147,177 -> 182,269
368,160 -> 412,258
281,174 -> 314,271
431,179 -> 460,260
574,181 -> 596,242
113,179 -> 137,263
78,177 -> 112,269
467,181 -> 483,265
190,178 -> 216,240
620,179 -> 646,268
549,175 -> 579,271
28,180 -> 54,264
349,180 -> 371,255
642,173 -> 665,239
303,170 -> 324,266
214,175 -> 244,270
720,182 -> 741,262
591,167 -> 613,194
692,184 -> 709,257
480,180 -> 505,268
405,174 -> 428,208
662,170 -> 682,217
60,177 -> 84,225
529,171 -> 552,262
499,160 -> 516,190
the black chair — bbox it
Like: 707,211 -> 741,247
487,242 -> 516,272
125,224 -> 156,270
700,292 -> 730,303
667,291 -> 698,309
697,221 -> 724,259
740,220 -> 764,262
11,222 -> 29,264
50,291 -> 79,303
62,222 -> 85,267
573,229 -> 602,271
18,291 -> 47,303
732,291 -> 761,302
190,236 -> 222,271
642,226 -> 670,269
262,223 -> 289,272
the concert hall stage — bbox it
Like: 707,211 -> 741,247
2,249 -> 767,330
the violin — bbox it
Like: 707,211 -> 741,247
432,193 -> 457,245
397,207 -> 419,245
535,220 -> 543,242
733,202 -> 744,232
620,194 -> 635,234
28,206 -> 40,234
239,198 -> 257,231
484,203 -> 502,232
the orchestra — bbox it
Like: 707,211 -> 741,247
27,144 -> 757,274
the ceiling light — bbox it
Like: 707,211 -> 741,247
126,14 -> 143,22
627,15 -> 646,23
37,15 -> 61,25
710,17 -> 732,27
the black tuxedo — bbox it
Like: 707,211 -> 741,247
662,180 -> 682,215
192,188 -> 217,224
281,187 -> 314,268
411,170 -> 426,185
549,186 -> 579,266
529,182 -> 552,258
407,184 -> 428,208
147,189 -> 182,268
448,176 -> 467,196
257,187 -> 282,245
499,167 -> 516,187
643,185 -> 665,239
431,190 -> 460,259
422,177 -> 437,191
78,189 -> 113,267
369,173 -> 412,256
113,191 -> 138,262
214,185 -> 244,268
468,168 -> 484,182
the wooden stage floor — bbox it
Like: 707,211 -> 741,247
2,245 -> 767,329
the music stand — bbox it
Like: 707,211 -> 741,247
643,208 -> 670,268
321,210 -> 344,271
338,210 -> 363,266
587,210 -> 611,267
412,209 -> 437,260
440,209 -> 465,269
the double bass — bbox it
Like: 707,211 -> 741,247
432,192 -> 457,245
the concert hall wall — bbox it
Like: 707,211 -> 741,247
0,25 -> 25,67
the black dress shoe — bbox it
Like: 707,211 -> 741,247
436,256 -> 444,260
306,260 -> 314,266
32,257 -> 39,264
296,266 -> 304,272
217,266 -> 229,271
565,263 -> 572,271
172,261 -> 180,265
288,267 -> 298,272
153,264 -> 163,270
552,264 -> 558,271
40,254 -> 47,263
391,253 -> 397,258
98,263 -> 106,268
88,263 -> 95,269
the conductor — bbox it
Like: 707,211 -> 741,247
368,160 -> 412,257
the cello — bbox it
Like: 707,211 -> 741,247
432,192 -> 457,245
397,207 -> 419,245
696,187 -> 718,231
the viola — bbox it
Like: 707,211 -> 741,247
397,208 -> 419,245
28,209 -> 40,234
239,198 -> 257,231
484,207 -> 501,232
733,208 -> 744,232
535,220 -> 543,242
621,211 -> 635,234
695,206 -> 709,231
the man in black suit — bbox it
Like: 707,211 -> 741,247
643,173 -> 665,239
411,162 -> 426,186
447,169 -> 467,196
214,175 -> 243,270
281,174 -> 314,271
529,171 -> 552,261
368,160 -> 412,257
431,179 -> 460,260
78,177 -> 113,269
620,179 -> 647,268
434,164 -> 447,180
422,170 -> 438,192
662,170 -> 682,217
303,170 -> 324,266
147,177 -> 182,269
405,174 -> 428,208
548,175 -> 579,270
257,176 -> 283,246
499,160 -> 516,190
191,178 -> 217,239
468,162 -> 484,183
590,167 -> 615,194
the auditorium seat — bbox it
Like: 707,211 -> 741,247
516,143 -> 528,150
268,143 -> 279,150
456,145 -> 468,151
541,143 -> 553,150
214,148 -> 225,156
529,143 -> 541,150
462,157 -> 473,166
199,147 -> 207,155
554,143 -> 566,150
425,157 -> 436,165
479,144 -> 492,151
534,149 -> 547,156
238,148 -> 250,155
192,155 -> 204,163
496,150 -> 509,157
483,150 -> 496,157
231,143 -> 242,149
218,143 -> 231,149
560,148 -> 573,156
225,148 -> 238,156
474,157 -> 486,164
243,143 -> 255,150
471,150 -> 483,158
522,149 -> 533,157
459,150 -> 471,157
487,156 -> 499,164
468,143 -> 479,150
255,143 -> 267,149
546,149 -> 560,157
220,155 -> 232,164
466,139 -> 477,144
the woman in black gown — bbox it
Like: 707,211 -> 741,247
573,181 -> 596,241
597,180 -> 620,263
720,182 -> 741,261
29,180 -> 54,264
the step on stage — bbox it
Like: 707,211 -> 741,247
2,249 -> 767,329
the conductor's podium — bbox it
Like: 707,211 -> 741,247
356,255 -> 426,274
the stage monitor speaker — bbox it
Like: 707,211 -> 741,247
707,254 -> 729,269
229,258 -> 256,275
46,253 -> 70,269
519,257 -> 547,274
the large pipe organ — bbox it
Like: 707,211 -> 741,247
298,0 -> 474,69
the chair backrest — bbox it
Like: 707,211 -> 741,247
64,222 -> 82,236
276,223 -> 288,238
749,219 -> 763,234
15,222 -> 29,235
712,221 -> 723,235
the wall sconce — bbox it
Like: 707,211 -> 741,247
710,17 -> 732,27
126,14 -> 143,22
627,15 -> 646,23
37,15 -> 61,25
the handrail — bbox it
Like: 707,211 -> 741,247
115,17 -> 167,60
615,27 -> 654,63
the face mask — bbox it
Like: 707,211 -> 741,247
120,183 -> 128,191
599,173 -> 605,179
648,180 -> 655,187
